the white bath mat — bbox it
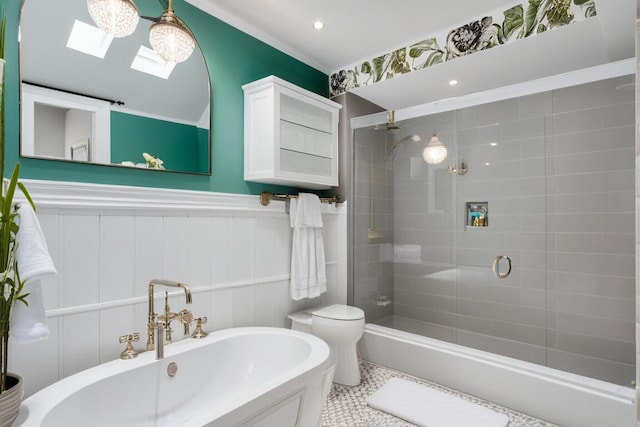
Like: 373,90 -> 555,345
366,377 -> 510,427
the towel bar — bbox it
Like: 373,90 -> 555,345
259,192 -> 343,206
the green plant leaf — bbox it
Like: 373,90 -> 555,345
497,26 -> 504,44
390,62 -> 407,75
17,182 -> 35,212
361,61 -> 371,74
0,14 -> 6,62
390,51 -> 410,75
0,14 -> 5,61
423,51 -> 444,68
0,166 -> 20,274
15,293 -> 29,307
408,38 -> 440,58
573,0 -> 589,5
3,164 -> 20,219
522,0 -> 542,38
547,0 -> 574,28
502,5 -> 524,40
372,54 -> 388,83
14,261 -> 27,299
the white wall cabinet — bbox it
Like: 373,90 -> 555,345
243,76 -> 341,189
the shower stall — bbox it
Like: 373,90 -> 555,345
349,66 -> 636,391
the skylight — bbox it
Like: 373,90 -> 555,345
130,46 -> 176,80
66,20 -> 113,59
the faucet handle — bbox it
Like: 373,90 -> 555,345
119,333 -> 140,360
192,317 -> 208,339
178,309 -> 194,335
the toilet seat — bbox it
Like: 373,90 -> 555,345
312,304 -> 364,321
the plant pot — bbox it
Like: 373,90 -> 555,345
0,373 -> 23,427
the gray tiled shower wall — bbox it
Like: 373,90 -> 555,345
352,75 -> 635,386
547,76 -> 635,386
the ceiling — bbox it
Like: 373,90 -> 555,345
187,0 -> 635,110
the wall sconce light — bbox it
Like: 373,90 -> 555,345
87,0 -> 195,63
422,132 -> 448,165
87,0 -> 139,38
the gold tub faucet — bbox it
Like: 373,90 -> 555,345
146,279 -> 192,352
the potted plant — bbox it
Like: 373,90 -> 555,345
0,12 -> 36,427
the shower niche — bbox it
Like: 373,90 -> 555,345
465,202 -> 488,228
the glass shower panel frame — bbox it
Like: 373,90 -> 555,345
350,126 -> 396,324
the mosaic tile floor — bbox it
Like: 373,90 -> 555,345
321,360 -> 561,427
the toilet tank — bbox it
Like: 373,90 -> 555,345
288,311 -> 313,334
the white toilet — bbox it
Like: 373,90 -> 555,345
288,304 -> 365,386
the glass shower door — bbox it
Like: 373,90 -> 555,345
452,95 -> 549,365
351,74 -> 635,387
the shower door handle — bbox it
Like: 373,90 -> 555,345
492,255 -> 512,279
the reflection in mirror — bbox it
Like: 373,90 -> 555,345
19,0 -> 211,174
22,84 -> 111,164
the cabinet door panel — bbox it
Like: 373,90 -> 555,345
280,149 -> 333,177
280,94 -> 333,133
280,121 -> 333,158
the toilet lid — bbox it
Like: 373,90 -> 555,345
312,304 -> 364,321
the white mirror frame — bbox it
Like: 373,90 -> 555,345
21,83 -> 111,164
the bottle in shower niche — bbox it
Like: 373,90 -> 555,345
466,202 -> 488,227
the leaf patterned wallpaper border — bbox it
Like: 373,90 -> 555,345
329,0 -> 597,97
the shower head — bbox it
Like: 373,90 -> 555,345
399,135 -> 422,143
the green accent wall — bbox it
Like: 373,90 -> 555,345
197,127 -> 209,174
110,111 -> 207,174
1,0 -> 328,194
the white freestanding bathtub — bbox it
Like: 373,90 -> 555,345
14,327 -> 334,427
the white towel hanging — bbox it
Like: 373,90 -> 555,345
290,193 -> 326,300
12,203 -> 57,344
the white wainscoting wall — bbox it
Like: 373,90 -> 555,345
8,180 -> 347,397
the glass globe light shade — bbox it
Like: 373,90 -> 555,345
87,0 -> 139,38
422,133 -> 448,165
149,12 -> 195,63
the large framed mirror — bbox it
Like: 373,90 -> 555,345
19,0 -> 211,175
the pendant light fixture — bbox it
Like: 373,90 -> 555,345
422,131 -> 448,165
87,0 -> 196,64
149,0 -> 195,63
87,0 -> 139,38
